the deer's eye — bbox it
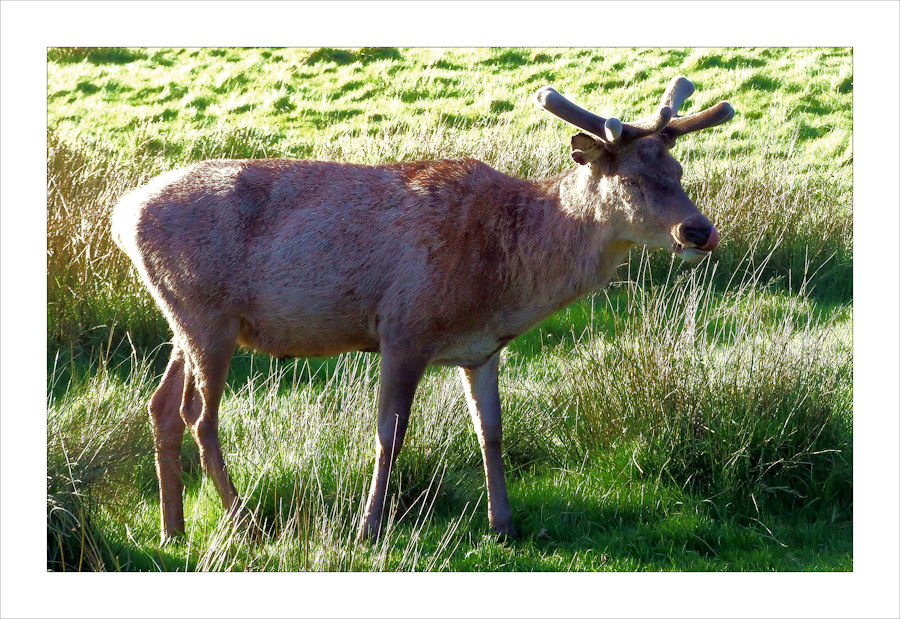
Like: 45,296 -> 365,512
623,178 -> 639,187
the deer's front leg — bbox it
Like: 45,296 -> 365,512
359,349 -> 428,542
459,353 -> 517,539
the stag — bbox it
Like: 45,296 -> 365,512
112,76 -> 734,543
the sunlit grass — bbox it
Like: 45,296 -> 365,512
48,256 -> 851,571
47,47 -> 852,172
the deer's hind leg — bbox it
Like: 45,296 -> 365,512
149,345 -> 188,543
176,318 -> 245,524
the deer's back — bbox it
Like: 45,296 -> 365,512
113,157 -> 546,360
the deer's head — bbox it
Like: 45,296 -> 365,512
536,77 -> 734,261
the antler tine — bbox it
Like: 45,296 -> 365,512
664,101 -> 735,138
661,76 -> 695,117
603,117 -> 623,141
616,106 -> 673,147
535,86 -> 609,139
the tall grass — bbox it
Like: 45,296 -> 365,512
47,252 -> 851,571
47,346 -> 157,571
47,132 -> 167,350
547,258 -> 852,512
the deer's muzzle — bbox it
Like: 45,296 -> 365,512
676,218 -> 717,249
672,219 -> 718,260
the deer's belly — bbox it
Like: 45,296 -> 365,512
431,332 -> 517,368
240,317 -> 513,367
236,315 -> 379,358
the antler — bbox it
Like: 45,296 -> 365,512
660,76 -> 695,116
617,106 -> 673,146
535,86 -> 672,150
664,101 -> 735,138
534,86 -> 611,139
536,76 -> 735,150
658,75 -> 735,139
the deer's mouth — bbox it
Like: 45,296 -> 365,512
672,241 -> 711,261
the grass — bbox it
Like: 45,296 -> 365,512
46,47 -> 852,571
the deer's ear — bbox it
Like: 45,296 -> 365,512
571,133 -> 603,165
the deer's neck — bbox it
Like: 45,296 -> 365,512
506,168 -> 632,312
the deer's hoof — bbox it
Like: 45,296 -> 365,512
160,530 -> 185,546
357,519 -> 382,544
491,523 -> 519,542
229,505 -> 264,544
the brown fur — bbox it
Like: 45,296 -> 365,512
112,87 -> 731,543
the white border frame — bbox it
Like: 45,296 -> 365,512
2,2 -> 898,618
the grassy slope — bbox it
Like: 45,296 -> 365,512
47,47 -> 852,571
47,47 -> 852,171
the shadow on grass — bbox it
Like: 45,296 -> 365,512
478,49 -> 529,68
693,52 -> 766,71
381,468 -> 852,571
59,479 -> 851,571
49,47 -> 147,64
304,47 -> 402,67
300,107 -> 364,129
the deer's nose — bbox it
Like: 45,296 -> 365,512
679,220 -> 718,251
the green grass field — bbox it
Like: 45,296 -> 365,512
47,47 -> 852,571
